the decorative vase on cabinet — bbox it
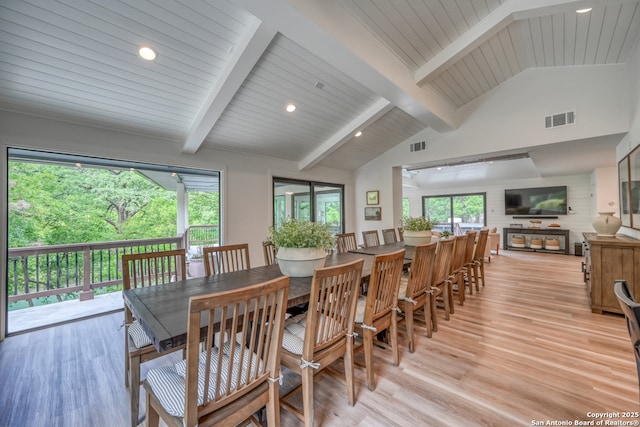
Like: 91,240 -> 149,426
592,212 -> 622,237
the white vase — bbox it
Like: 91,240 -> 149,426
276,247 -> 327,277
403,230 -> 433,246
592,212 -> 622,237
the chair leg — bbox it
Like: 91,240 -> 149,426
301,366 -> 314,427
364,330 -> 376,391
443,284 -> 450,321
266,376 -> 280,427
480,261 -> 486,287
124,332 -> 130,388
448,280 -> 455,314
391,312 -> 399,366
145,391 -> 160,427
430,291 -> 438,332
425,295 -> 433,338
473,263 -> 480,291
130,355 -> 141,427
345,336 -> 356,406
405,303 -> 415,353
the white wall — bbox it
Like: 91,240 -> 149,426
0,111 -> 355,339
616,32 -> 640,240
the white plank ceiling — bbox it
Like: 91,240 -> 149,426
1,0 -> 639,174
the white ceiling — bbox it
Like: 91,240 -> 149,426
0,0 -> 638,176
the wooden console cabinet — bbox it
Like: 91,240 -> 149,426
583,232 -> 640,314
503,227 -> 570,255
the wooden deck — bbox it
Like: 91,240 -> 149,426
0,250 -> 637,427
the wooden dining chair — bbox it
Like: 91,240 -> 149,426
397,242 -> 437,348
280,259 -> 364,427
354,249 -> 406,391
397,227 -> 404,241
263,241 -> 277,266
336,232 -> 358,253
471,228 -> 489,290
143,276 -> 289,427
203,243 -> 250,275
382,228 -> 398,244
448,234 -> 469,307
614,280 -> 640,402
361,230 -> 380,248
430,238 -> 455,329
122,248 -> 187,427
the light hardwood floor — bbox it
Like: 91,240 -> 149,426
0,250 -> 637,427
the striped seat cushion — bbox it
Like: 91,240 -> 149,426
128,320 -> 152,349
145,342 -> 264,418
354,296 -> 367,323
397,276 -> 409,301
282,314 -> 307,355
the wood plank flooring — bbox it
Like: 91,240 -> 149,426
0,250 -> 637,427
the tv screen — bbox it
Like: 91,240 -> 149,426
505,186 -> 567,215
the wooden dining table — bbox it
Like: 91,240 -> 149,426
122,251 -> 374,353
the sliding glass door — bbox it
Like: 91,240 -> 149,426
423,192 -> 486,234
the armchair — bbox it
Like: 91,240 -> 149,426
484,227 -> 500,262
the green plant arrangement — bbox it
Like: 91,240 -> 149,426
440,230 -> 452,238
268,218 -> 335,249
402,216 -> 434,231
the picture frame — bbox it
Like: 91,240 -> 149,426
364,207 -> 382,221
366,190 -> 379,205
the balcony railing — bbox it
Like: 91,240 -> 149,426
7,225 -> 218,307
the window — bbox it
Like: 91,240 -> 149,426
423,192 -> 486,234
273,178 -> 344,234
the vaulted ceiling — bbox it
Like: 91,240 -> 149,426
1,0 -> 639,173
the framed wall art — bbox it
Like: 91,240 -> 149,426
364,207 -> 381,221
366,190 -> 379,205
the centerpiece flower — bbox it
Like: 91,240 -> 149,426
268,218 -> 335,277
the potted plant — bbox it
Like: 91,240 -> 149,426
440,230 -> 452,239
402,216 -> 434,246
268,218 -> 335,277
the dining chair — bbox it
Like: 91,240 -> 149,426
336,232 -> 358,253
263,241 -> 278,266
471,228 -> 489,290
280,259 -> 364,427
381,228 -> 398,244
448,234 -> 469,307
122,249 -> 187,427
143,275 -> 289,427
614,280 -> 640,402
354,249 -> 406,391
430,238 -> 455,329
397,227 -> 404,241
362,230 -> 380,248
461,231 -> 477,296
397,242 -> 437,348
203,243 -> 250,275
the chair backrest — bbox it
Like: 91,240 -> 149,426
203,243 -> 251,275
614,280 -> 640,400
397,227 -> 404,241
336,233 -> 358,254
463,231 -> 477,266
473,229 -> 489,262
402,242 -> 437,300
381,228 -> 398,244
183,276 -> 289,426
122,249 -> 187,291
362,249 -> 406,325
263,241 -> 277,266
302,259 -> 364,359
362,230 -> 380,248
449,234 -> 468,276
432,238 -> 455,286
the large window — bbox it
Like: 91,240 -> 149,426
423,192 -> 486,234
273,178 -> 344,234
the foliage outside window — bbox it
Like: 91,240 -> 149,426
423,193 -> 486,233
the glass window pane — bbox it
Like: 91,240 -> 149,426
424,196 -> 451,232
315,185 -> 342,235
453,194 -> 485,233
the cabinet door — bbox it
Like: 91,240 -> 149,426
599,246 -> 635,311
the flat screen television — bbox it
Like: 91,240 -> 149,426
504,186 -> 567,215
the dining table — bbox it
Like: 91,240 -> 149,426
349,238 -> 438,260
122,251 -> 374,353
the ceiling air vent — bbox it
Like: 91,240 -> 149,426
410,141 -> 426,152
545,111 -> 575,129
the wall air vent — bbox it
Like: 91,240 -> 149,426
545,111 -> 575,129
410,141 -> 426,152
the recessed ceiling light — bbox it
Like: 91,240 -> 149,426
355,131 -> 362,137
138,46 -> 157,61
576,7 -> 592,13
286,104 -> 296,113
